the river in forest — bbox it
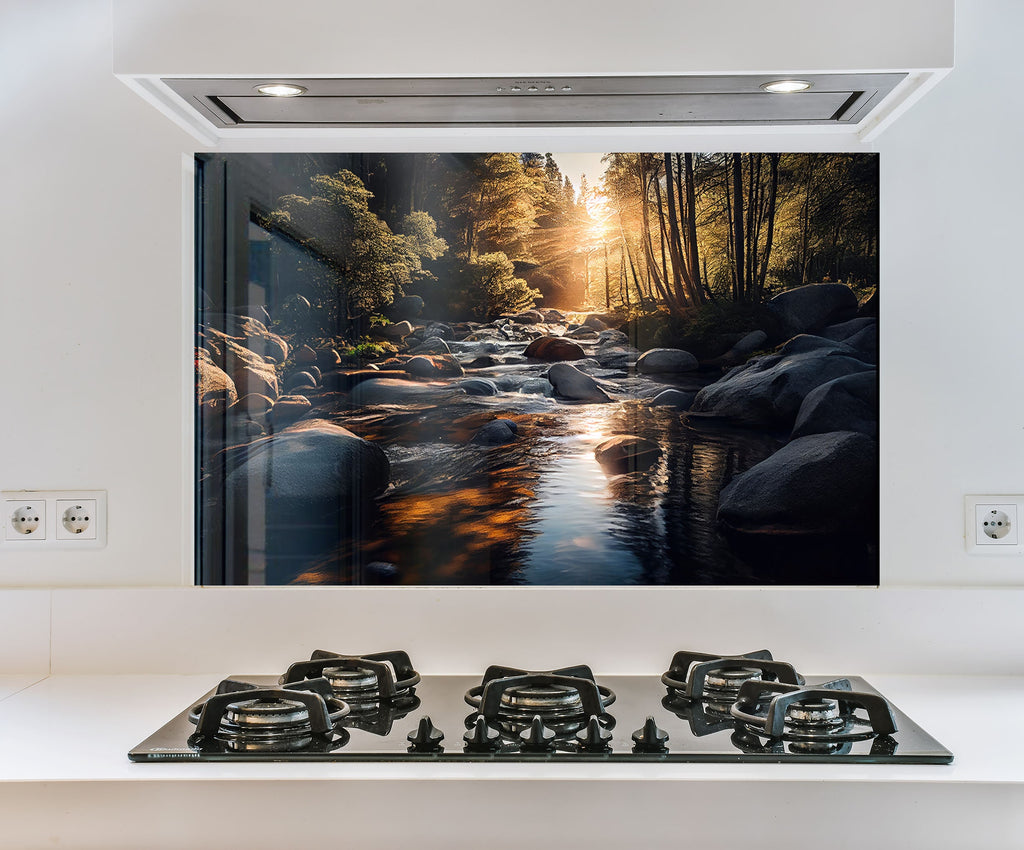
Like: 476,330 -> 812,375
274,349 -> 874,586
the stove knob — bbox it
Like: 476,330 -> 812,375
407,716 -> 444,752
631,716 -> 669,753
576,714 -> 612,752
520,715 -> 557,752
463,715 -> 501,752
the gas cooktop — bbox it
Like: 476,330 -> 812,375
128,649 -> 953,764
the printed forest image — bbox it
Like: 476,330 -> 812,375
196,152 -> 879,586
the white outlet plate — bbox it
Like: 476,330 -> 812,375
965,495 -> 1024,555
0,490 -> 107,549
4,500 -> 46,542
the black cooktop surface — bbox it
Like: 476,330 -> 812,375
129,673 -> 953,764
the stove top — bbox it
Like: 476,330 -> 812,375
128,650 -> 953,764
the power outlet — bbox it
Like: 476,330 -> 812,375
0,490 -> 107,549
4,500 -> 46,541
965,495 -> 1024,555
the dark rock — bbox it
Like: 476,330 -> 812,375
637,348 -> 699,374
391,295 -> 424,320
565,327 -> 600,340
594,346 -> 639,369
650,389 -> 695,410
230,393 -> 274,417
224,339 -> 279,400
594,435 -> 662,473
717,431 -> 877,535
405,354 -> 465,378
517,377 -> 553,395
464,355 -> 501,368
376,320 -> 414,341
540,309 -> 566,322
471,419 -> 519,445
792,371 -> 877,439
819,317 -> 876,342
225,419 -> 390,522
767,283 -> 859,337
424,322 -> 455,340
196,351 -> 237,405
844,324 -> 878,365
294,345 -> 317,365
525,336 -> 587,362
597,329 -> 629,346
408,336 -> 452,355
270,394 -> 312,426
307,365 -> 322,382
456,377 -> 499,396
511,310 -> 546,324
317,348 -> 341,368
323,369 -> 399,392
583,314 -> 608,331
690,343 -> 873,428
546,363 -> 612,403
349,378 -> 466,406
364,561 -> 400,583
857,289 -> 879,317
285,371 -> 317,392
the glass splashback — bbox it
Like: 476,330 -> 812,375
195,152 -> 879,585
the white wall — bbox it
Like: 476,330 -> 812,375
0,0 -> 1021,590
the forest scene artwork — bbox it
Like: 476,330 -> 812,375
196,152 -> 879,586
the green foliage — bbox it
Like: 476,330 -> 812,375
625,302 -> 774,359
267,170 -> 446,336
460,253 -> 542,320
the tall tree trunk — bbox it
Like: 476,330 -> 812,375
731,154 -> 745,302
756,153 -> 781,298
604,241 -> 611,309
684,153 -> 703,300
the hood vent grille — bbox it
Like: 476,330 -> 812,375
164,74 -> 905,129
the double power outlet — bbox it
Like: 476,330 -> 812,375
965,495 -> 1024,556
2,490 -> 107,549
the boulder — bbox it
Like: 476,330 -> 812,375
377,320 -> 414,341
819,317 -> 876,342
456,377 -> 499,396
230,393 -> 274,417
565,326 -> 600,340
294,345 -> 318,365
285,371 -> 318,392
844,323 -> 878,365
597,329 -> 629,346
391,295 -> 424,320
766,283 -> 859,337
594,435 -> 662,473
583,314 -> 608,331
405,354 -> 465,378
792,371 -> 878,439
224,339 -> 279,400
408,336 -> 452,355
595,346 -> 639,369
471,419 -> 519,445
525,336 -> 587,362
317,348 -> 342,368
203,315 -> 288,362
858,288 -> 879,317
225,419 -> 390,520
424,322 -> 455,340
689,342 -> 873,428
349,378 -> 467,406
717,431 -> 877,536
511,310 -> 546,324
546,363 -> 612,403
270,394 -> 312,426
637,348 -> 699,374
196,351 -> 237,405
650,388 -> 695,410
540,309 -> 566,323
517,377 -> 554,395
323,369 -> 398,392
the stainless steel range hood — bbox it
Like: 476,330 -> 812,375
112,0 -> 954,144
163,74 -> 906,130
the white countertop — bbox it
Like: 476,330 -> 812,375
1,673 -> 1022,849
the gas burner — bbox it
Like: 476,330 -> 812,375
730,677 -> 898,745
661,649 -> 804,706
187,678 -> 350,753
280,650 -> 421,707
465,665 -> 616,739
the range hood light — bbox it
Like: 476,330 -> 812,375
255,83 -> 307,97
760,79 -> 813,93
